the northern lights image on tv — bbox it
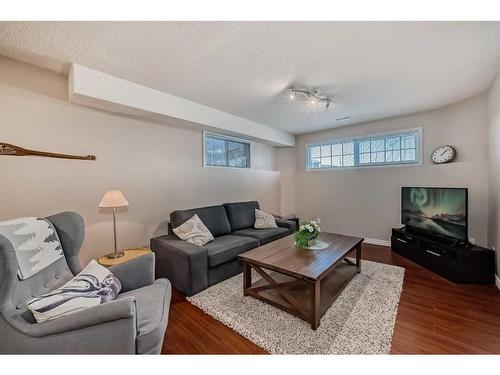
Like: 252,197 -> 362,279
402,187 -> 467,241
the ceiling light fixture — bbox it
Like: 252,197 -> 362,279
288,88 -> 332,108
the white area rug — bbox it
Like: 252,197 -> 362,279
187,259 -> 405,354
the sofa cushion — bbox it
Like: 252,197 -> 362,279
204,235 -> 259,267
254,209 -> 278,229
117,279 -> 171,354
223,201 -> 260,231
172,214 -> 214,246
232,227 -> 290,246
170,205 -> 231,237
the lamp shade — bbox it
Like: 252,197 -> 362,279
98,190 -> 129,208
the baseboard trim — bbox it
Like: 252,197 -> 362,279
364,238 -> 391,247
496,274 -> 500,290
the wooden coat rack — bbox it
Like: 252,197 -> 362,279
0,142 -> 96,161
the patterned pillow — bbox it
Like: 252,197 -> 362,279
27,260 -> 121,323
172,214 -> 214,246
254,209 -> 278,229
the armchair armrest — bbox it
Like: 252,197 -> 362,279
109,252 -> 155,292
24,297 -> 136,338
275,218 -> 297,232
150,235 -> 208,296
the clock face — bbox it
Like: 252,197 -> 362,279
432,145 -> 456,164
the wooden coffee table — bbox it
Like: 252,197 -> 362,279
239,232 -> 363,330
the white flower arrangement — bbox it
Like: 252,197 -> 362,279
295,218 -> 321,249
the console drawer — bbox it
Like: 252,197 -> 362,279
391,236 -> 424,263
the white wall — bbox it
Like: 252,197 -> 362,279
1,54 -> 496,271
279,93 -> 489,247
276,147 -> 296,216
487,71 -> 500,276
0,57 -> 281,264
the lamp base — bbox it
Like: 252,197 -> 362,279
105,251 -> 125,259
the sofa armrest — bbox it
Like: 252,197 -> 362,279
275,218 -> 297,232
150,235 -> 208,296
109,252 -> 155,292
23,297 -> 136,338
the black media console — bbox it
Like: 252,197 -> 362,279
391,226 -> 495,284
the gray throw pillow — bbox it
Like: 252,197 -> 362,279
173,214 -> 214,246
254,209 -> 278,229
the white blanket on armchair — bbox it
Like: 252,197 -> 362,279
0,217 -> 64,279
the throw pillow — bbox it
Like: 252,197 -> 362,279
254,209 -> 278,229
27,260 -> 121,323
172,214 -> 214,246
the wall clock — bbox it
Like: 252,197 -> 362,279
431,145 -> 456,164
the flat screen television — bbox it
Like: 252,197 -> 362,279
401,187 -> 468,242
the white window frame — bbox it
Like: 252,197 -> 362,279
306,127 -> 423,170
203,131 -> 252,169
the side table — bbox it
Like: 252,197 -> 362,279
97,247 -> 151,267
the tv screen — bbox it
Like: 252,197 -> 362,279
401,187 -> 468,241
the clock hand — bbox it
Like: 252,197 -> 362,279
440,150 -> 447,156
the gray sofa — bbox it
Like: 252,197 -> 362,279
151,201 -> 297,296
0,211 -> 171,354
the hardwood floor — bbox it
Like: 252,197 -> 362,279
162,243 -> 500,354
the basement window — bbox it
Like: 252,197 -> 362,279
307,128 -> 421,169
204,132 -> 251,168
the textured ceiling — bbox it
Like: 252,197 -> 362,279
1,21 -> 500,134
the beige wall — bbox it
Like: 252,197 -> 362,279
487,72 -> 500,275
1,55 -> 496,271
276,147 -> 296,216
279,93 -> 489,247
0,57 -> 281,264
